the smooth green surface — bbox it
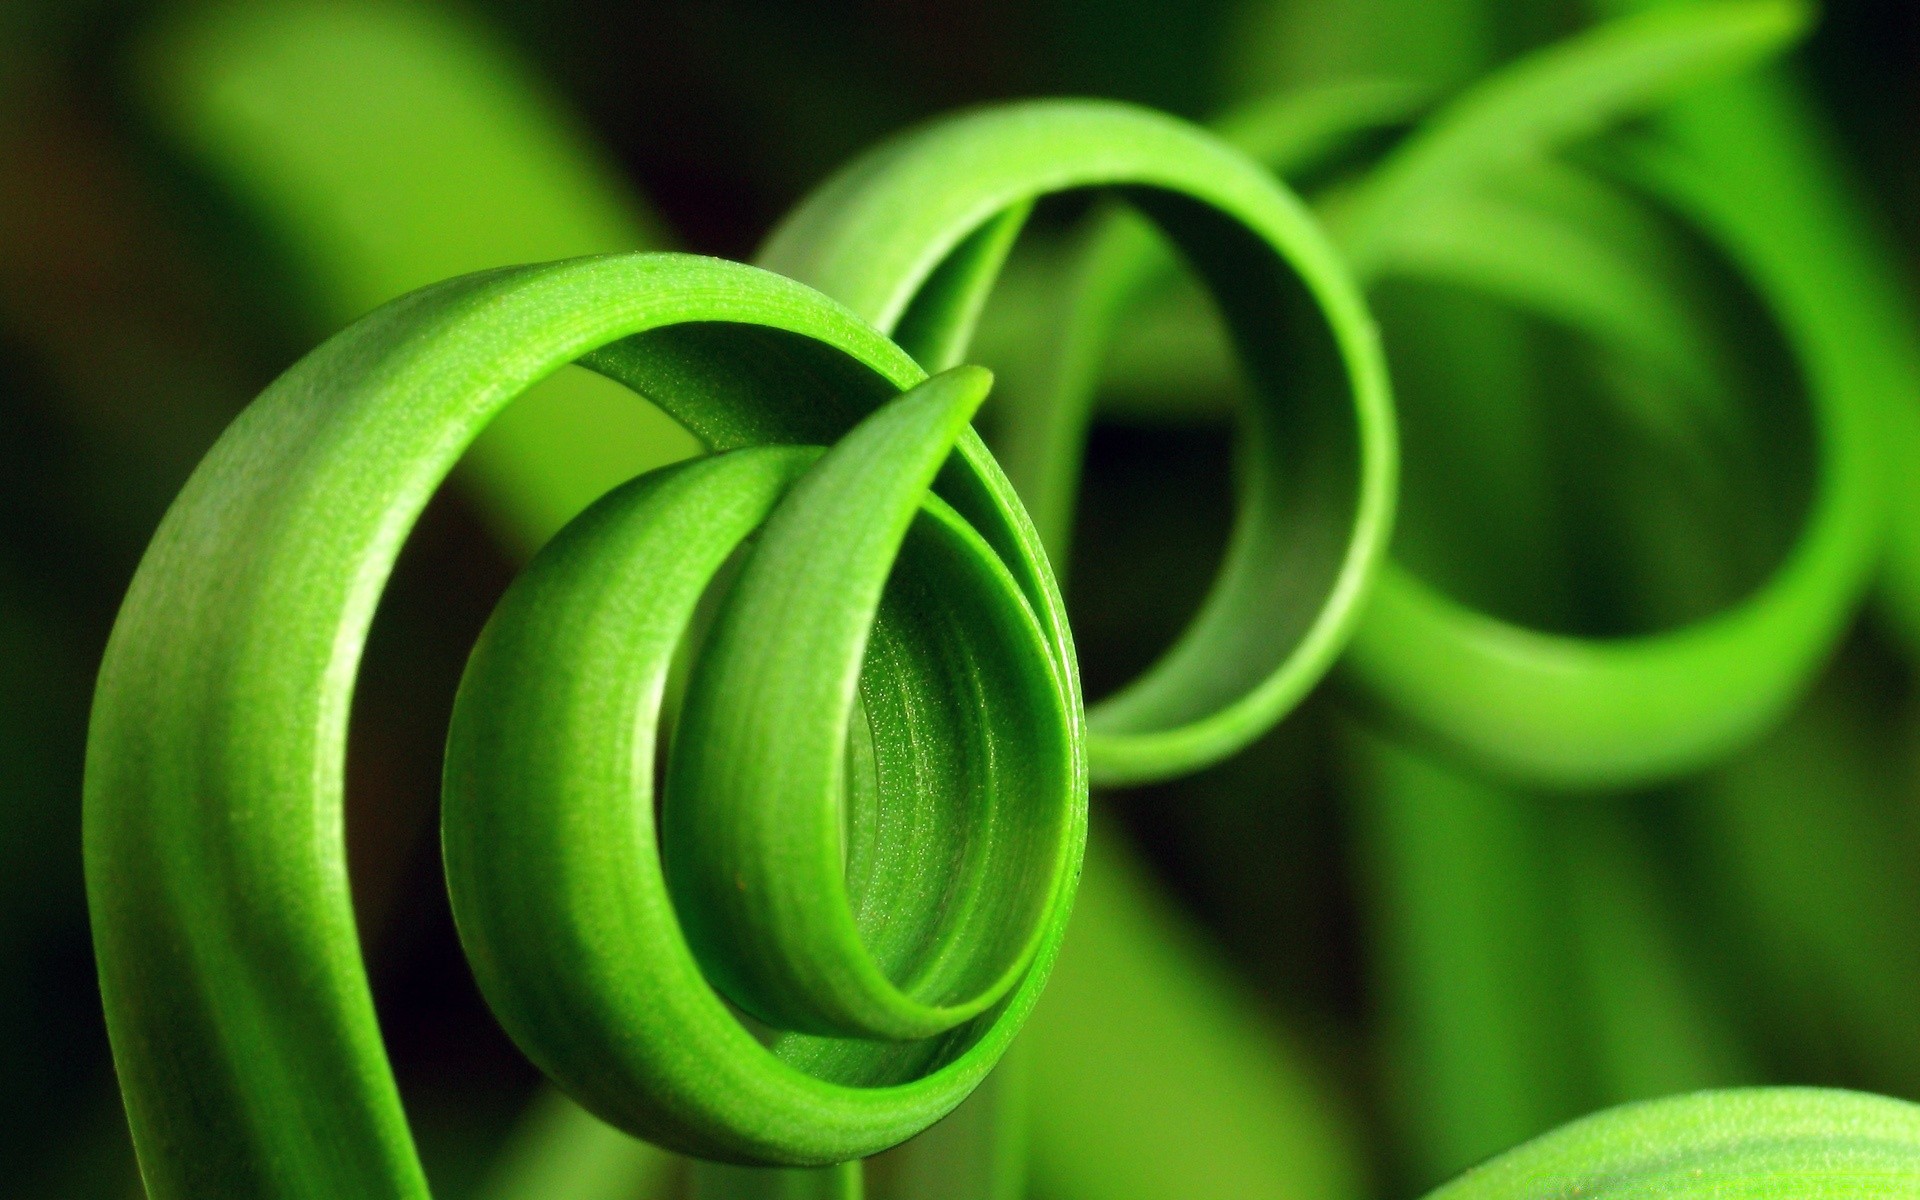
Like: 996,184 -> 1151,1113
1025,819 -> 1367,1200
1428,1089 -> 1920,1198
85,253 -> 1084,1194
760,98 -> 1397,786
1349,728 -> 1588,1179
1333,4 -> 1880,781
135,17 -> 1383,1196
1596,0 -> 1920,650
691,1160 -> 864,1200
865,1046 -> 1029,1200
1341,137 -> 1881,786
92,2 -> 1920,1198
472,1088 -> 673,1200
1602,0 -> 1920,1114
657,370 -> 1070,1042
142,0 -> 698,550
447,366 -> 1079,1160
1002,0 -> 1878,788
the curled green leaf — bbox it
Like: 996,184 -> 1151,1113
1000,3 -> 1872,788
85,253 -> 1084,1195
763,98 -> 1397,785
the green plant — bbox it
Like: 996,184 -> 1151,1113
83,0 -> 1920,1197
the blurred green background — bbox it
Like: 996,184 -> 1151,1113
3,0 -> 1918,1196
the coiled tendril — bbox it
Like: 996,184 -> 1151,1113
1005,0 -> 1880,790
84,254 -> 1088,1195
84,99 -> 1393,1197
82,26 -> 1920,1200
758,100 -> 1398,787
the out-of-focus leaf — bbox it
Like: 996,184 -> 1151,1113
140,0 -> 699,550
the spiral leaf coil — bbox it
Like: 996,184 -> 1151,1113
82,4 -> 1920,1194
1001,0 -> 1880,789
445,363 -> 1078,1162
85,254 -> 1088,1194
759,99 -> 1398,786
87,93 -> 1405,1193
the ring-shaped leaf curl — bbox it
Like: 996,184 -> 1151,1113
657,369 -> 1075,1043
448,367 -> 1082,1162
1341,146 -> 1883,788
759,98 -> 1398,787
84,252 -> 1085,1196
1313,0 -> 1875,786
980,1 -> 1854,790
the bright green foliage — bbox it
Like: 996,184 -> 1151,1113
84,255 -> 1084,1194
87,92 -> 1399,1194
1337,1 -> 1881,788
132,8 -> 1384,1195
78,0 -> 1920,1197
444,365 -> 1078,1162
1428,1089 -> 1920,1198
1014,0 -> 1879,790
761,100 -> 1397,786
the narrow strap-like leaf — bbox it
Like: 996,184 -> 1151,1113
996,3 -> 1874,787
85,253 -> 1084,1195
763,98 -> 1397,785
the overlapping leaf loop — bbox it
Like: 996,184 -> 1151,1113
445,361 -> 1082,1165
85,97 -> 1403,1197
1003,0 -> 1881,789
81,4 -> 1920,1194
760,99 -> 1398,785
84,255 -> 1093,1194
